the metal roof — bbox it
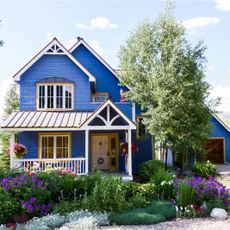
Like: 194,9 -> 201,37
1,111 -> 92,129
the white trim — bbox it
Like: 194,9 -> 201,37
0,126 -> 135,132
85,130 -> 89,174
10,132 -> 15,169
132,103 -> 136,122
81,99 -> 136,129
212,113 -> 230,132
128,128 -> 132,176
13,38 -> 96,82
110,114 -> 120,125
69,39 -> 118,78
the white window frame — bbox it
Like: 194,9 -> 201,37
39,133 -> 71,159
92,92 -> 108,103
37,83 -> 74,111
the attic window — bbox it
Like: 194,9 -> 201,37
92,93 -> 108,103
37,83 -> 73,110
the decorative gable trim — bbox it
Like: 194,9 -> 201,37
81,98 -> 136,130
13,38 -> 96,82
69,38 -> 119,78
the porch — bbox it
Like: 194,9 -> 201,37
2,99 -> 136,179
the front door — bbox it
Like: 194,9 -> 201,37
91,134 -> 118,172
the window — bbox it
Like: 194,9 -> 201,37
92,93 -> 108,103
39,133 -> 71,159
37,84 -> 73,110
137,116 -> 147,139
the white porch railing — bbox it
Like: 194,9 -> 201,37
13,157 -> 87,175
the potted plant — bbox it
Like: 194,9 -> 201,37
8,143 -> 28,159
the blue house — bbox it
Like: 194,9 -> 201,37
0,37 -> 153,179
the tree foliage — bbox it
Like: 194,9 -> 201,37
119,3 -> 213,168
0,83 -> 20,170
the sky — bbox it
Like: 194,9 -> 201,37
0,0 -> 230,120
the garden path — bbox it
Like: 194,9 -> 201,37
101,218 -> 230,230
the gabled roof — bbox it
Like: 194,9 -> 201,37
13,38 -> 96,82
81,98 -> 136,129
69,37 -> 119,78
212,113 -> 230,132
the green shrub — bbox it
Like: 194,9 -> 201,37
52,201 -> 82,215
192,161 -> 218,178
145,200 -> 176,219
139,160 -> 165,182
175,179 -> 196,208
82,172 -> 128,212
0,168 -> 26,180
0,187 -> 21,224
151,168 -> 174,200
109,212 -> 165,225
128,192 -> 148,208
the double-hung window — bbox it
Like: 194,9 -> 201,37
37,83 -> 73,110
39,133 -> 71,159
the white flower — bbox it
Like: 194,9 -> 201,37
161,181 -> 166,186
175,206 -> 179,212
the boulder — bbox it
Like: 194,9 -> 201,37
210,208 -> 228,219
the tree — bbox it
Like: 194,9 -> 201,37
2,82 -> 20,120
0,83 -> 20,170
119,3 -> 214,169
0,20 -> 3,47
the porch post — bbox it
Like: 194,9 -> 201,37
128,128 -> 132,176
85,130 -> 89,174
10,132 -> 15,169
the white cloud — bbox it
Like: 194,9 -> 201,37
75,17 -> 118,30
207,65 -> 215,72
211,85 -> 230,114
215,0 -> 230,11
66,38 -> 78,49
47,32 -> 54,42
89,40 -> 104,56
183,17 -> 220,29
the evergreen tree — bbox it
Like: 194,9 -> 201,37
119,3 -> 214,169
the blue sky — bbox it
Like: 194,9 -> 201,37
0,0 -> 230,119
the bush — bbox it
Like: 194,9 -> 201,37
52,201 -> 82,215
109,212 -> 165,225
175,179 -> 196,208
145,200 -> 176,219
0,187 -> 21,224
192,161 -> 218,178
82,172 -> 128,212
128,192 -> 148,208
121,181 -> 155,202
139,160 -> 165,182
151,168 -> 174,200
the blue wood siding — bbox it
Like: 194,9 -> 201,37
19,131 -> 86,159
19,54 -> 91,111
71,44 -> 121,102
210,116 -> 230,163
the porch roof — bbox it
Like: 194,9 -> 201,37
1,111 -> 93,130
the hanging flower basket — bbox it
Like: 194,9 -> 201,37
120,142 -> 139,156
8,143 -> 28,159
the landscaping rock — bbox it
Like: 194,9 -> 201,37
210,208 -> 228,219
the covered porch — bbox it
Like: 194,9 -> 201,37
1,99 -> 136,179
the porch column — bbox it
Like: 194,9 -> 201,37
10,132 -> 15,169
85,130 -> 89,174
127,128 -> 132,176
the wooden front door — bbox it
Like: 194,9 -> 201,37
91,134 -> 118,172
205,138 -> 224,164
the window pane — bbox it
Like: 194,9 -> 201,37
39,86 -> 45,109
56,85 -> 63,108
65,86 -> 72,109
41,136 -> 54,158
47,85 -> 54,108
56,136 -> 69,158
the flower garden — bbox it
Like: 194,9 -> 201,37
0,160 -> 229,229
